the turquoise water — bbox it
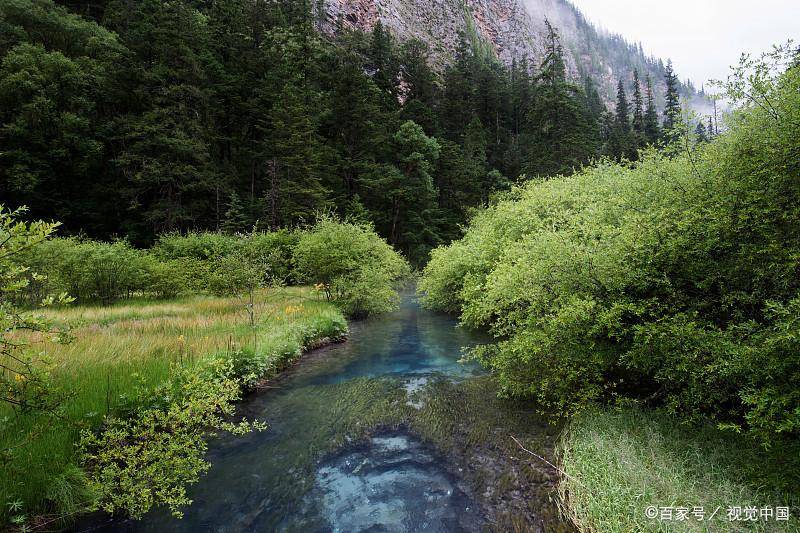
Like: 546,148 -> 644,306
79,291 -> 491,532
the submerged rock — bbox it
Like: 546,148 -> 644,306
293,431 -> 484,532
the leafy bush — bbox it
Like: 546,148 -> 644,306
152,231 -> 298,290
293,217 -> 410,317
79,360 -> 266,519
18,238 -> 190,303
151,232 -> 239,261
420,54 -> 800,445
244,230 -> 299,284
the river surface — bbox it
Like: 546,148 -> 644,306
80,291 -> 500,532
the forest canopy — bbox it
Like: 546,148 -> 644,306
1,0 -> 689,265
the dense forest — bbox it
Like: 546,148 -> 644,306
1,0 -> 694,264
2,0 -> 800,530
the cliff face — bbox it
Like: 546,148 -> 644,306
318,0 -> 540,66
318,0 -> 705,107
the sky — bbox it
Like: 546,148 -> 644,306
568,0 -> 799,89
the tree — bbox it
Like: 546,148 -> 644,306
221,192 -> 249,234
662,59 -> 681,137
694,120 -> 708,142
0,206 -> 73,455
524,21 -> 598,176
368,20 -> 400,102
384,120 -> 441,260
259,82 -> 328,228
608,79 -> 635,160
398,39 -> 439,135
0,0 -> 125,237
631,69 -> 645,140
643,74 -> 660,144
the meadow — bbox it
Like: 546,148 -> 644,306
1,287 -> 347,526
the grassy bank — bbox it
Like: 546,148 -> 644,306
1,287 -> 346,526
559,408 -> 800,532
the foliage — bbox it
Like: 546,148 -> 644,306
1,288 -> 346,525
293,217 -> 410,317
18,238 -> 189,304
0,0 -> 699,266
79,360 -> 267,519
151,232 -> 239,262
0,206 -> 74,526
420,52 -> 800,446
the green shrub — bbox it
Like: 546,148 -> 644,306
19,238 -> 192,303
420,54 -> 800,445
79,360 -> 267,519
293,217 -> 410,317
243,230 -> 299,284
151,232 -> 238,261
151,231 -> 298,290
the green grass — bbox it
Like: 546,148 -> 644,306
0,287 -> 346,526
558,407 -> 800,532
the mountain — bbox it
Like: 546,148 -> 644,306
316,0 -> 708,109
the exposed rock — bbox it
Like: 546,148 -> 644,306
316,0 -> 706,107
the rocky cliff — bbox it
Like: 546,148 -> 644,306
317,0 -> 706,107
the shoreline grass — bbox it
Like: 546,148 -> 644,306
558,407 -> 800,532
0,287 -> 346,526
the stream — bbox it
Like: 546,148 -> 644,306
77,291 -> 568,532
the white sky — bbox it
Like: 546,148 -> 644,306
568,0 -> 799,89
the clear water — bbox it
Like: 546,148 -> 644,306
79,291 -> 491,532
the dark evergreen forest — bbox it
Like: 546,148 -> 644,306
1,0 -> 687,263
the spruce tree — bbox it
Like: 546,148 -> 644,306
369,20 -> 399,102
631,69 -> 644,138
608,79 -> 635,160
662,60 -> 681,136
643,74 -> 660,144
694,121 -> 708,142
524,21 -> 597,176
221,191 -> 249,234
707,115 -> 715,139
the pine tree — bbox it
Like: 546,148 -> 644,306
608,79 -> 634,160
399,39 -> 439,135
694,121 -> 708,143
707,115 -> 715,139
631,69 -> 644,137
524,21 -> 597,176
369,20 -> 399,102
643,74 -> 660,144
221,191 -> 249,234
662,59 -> 681,136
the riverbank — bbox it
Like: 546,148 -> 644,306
81,289 -> 573,532
1,287 -> 347,528
559,408 -> 800,532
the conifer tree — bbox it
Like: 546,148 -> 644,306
662,59 -> 681,136
369,21 -> 399,102
221,191 -> 249,234
631,69 -> 644,138
608,79 -> 635,160
644,74 -> 660,144
524,21 -> 597,176
707,115 -> 715,139
694,120 -> 708,142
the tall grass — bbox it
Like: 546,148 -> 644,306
558,408 -> 800,532
0,287 -> 345,525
